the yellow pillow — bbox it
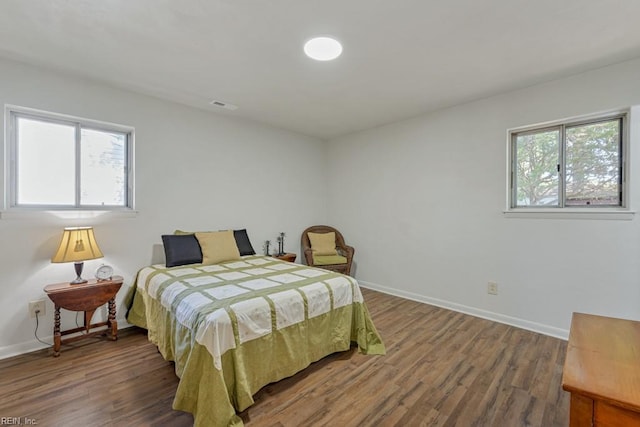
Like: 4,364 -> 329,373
308,232 -> 337,256
195,231 -> 240,265
174,229 -> 193,235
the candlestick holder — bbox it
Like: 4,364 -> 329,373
277,232 -> 286,256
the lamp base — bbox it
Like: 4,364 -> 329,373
70,261 -> 88,285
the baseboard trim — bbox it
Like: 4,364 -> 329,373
0,318 -> 134,360
0,338 -> 52,360
358,280 -> 569,340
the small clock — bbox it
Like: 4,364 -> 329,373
95,264 -> 114,281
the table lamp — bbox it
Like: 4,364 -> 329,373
51,227 -> 104,284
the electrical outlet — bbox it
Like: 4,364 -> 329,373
29,299 -> 46,318
487,282 -> 498,295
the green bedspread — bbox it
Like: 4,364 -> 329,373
127,255 -> 385,426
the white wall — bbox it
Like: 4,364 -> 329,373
327,58 -> 640,338
5,55 -> 640,359
0,58 -> 327,358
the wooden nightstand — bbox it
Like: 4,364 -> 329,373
273,253 -> 296,262
44,276 -> 123,357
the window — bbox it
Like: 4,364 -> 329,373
509,113 -> 626,209
7,107 -> 133,210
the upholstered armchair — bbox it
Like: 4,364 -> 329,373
301,225 -> 354,276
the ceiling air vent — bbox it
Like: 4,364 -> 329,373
209,99 -> 238,111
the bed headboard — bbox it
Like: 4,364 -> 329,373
151,243 -> 165,265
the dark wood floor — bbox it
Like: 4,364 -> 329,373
0,289 -> 569,426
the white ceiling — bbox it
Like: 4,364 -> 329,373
1,1 -> 640,140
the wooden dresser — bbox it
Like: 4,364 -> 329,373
562,312 -> 640,426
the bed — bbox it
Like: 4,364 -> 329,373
126,254 -> 385,426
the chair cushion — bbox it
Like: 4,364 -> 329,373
195,231 -> 241,265
308,232 -> 338,256
313,254 -> 347,265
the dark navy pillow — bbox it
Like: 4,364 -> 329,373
162,234 -> 203,267
234,229 -> 256,256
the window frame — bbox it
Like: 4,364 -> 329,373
508,110 -> 628,211
6,106 -> 135,211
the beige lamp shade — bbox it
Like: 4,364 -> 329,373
51,227 -> 104,263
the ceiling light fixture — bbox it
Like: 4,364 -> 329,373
304,37 -> 343,61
